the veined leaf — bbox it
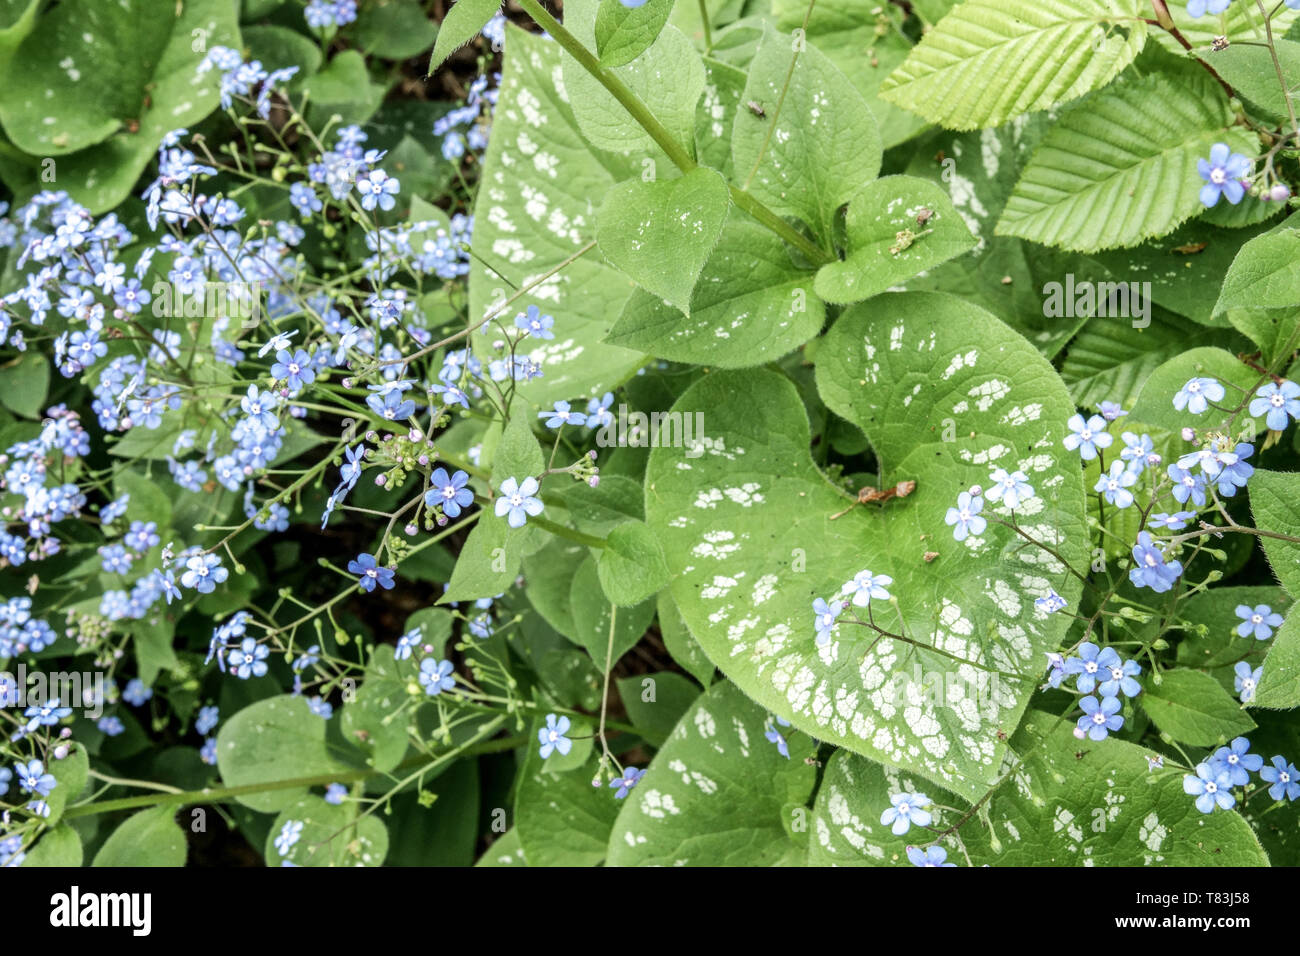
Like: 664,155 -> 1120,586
879,0 -> 1147,131
996,72 -> 1256,252
429,0 -> 499,74
1141,669 -> 1256,746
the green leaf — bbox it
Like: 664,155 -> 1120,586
216,695 -> 350,812
1226,307 -> 1300,367
0,351 -> 48,418
615,671 -> 700,747
1216,223 -> 1300,315
772,0 -> 928,149
429,0 -> 498,73
565,7 -> 703,159
1156,2 -> 1300,59
996,73 -> 1253,252
595,0 -> 673,68
265,796 -> 389,866
657,591 -> 714,687
0,0 -> 239,213
604,207 -> 825,367
569,555 -> 654,662
354,0 -> 438,60
475,827 -> 528,866
1255,608 -> 1300,709
597,519 -> 670,606
93,806 -> 187,867
304,50 -> 387,126
522,538 -> 586,636
814,175 -> 976,305
242,25 -> 324,79
1250,470 -> 1300,598
1175,585 -> 1290,671
1127,347 -> 1257,433
878,0 -> 1147,131
516,741 -> 618,866
645,292 -> 1089,799
695,56 -> 747,176
340,645 -> 409,772
1141,669 -> 1256,747
810,711 -> 1268,866
45,746 -> 89,825
468,23 -> 646,404
23,823 -> 83,867
596,168 -> 730,315
731,23 -> 881,243
386,762 -> 480,865
606,680 -> 816,865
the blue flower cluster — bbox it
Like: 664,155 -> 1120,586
1183,737 -> 1299,814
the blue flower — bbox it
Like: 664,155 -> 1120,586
1129,532 -> 1183,593
1167,463 -> 1207,507
1173,377 -> 1224,414
1094,460 -> 1138,508
1044,652 -> 1067,689
356,169 -> 400,211
275,820 -> 303,855
196,705 -> 220,735
1148,511 -> 1196,530
1187,0 -> 1232,17
1077,694 -> 1123,740
200,737 -> 217,764
1213,442 -> 1254,497
307,696 -> 333,719
1098,654 -> 1143,699
906,845 -> 956,867
985,468 -> 1033,509
348,552 -> 395,591
1184,762 -> 1235,813
765,715 -> 792,758
619,0 -> 650,8
1119,431 -> 1158,474
944,490 -> 986,540
1063,643 -> 1110,694
812,597 -> 843,647
538,713 -> 572,759
366,389 -> 416,422
1260,756 -> 1300,801
426,467 -> 474,518
15,760 -> 56,797
1210,737 -> 1263,787
396,626 -> 422,661
419,658 -> 456,696
1098,401 -> 1127,421
842,570 -> 893,608
514,304 -> 554,339
1035,591 -> 1067,615
1063,413 -> 1113,460
880,792 -> 932,835
123,679 -> 153,706
609,767 -> 645,798
324,783 -> 348,804
289,182 -> 322,218
180,553 -> 228,593
229,638 -> 269,679
1236,604 -> 1283,640
1234,661 -> 1262,702
495,476 -> 543,528
586,392 -> 615,428
271,348 -> 316,393
1249,381 -> 1300,431
1197,142 -> 1251,206
539,400 -> 586,429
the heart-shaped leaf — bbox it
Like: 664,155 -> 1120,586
644,292 -> 1088,798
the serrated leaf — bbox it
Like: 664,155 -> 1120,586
814,175 -> 976,305
604,207 -> 825,367
595,0 -> 674,68
645,292 -> 1089,799
1142,669 -> 1256,747
429,0 -> 499,73
879,0 -> 1147,131
732,23 -> 881,243
1250,470 -> 1300,599
595,167 -> 730,314
1216,223 -> 1300,315
606,680 -> 816,865
996,73 -> 1253,252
